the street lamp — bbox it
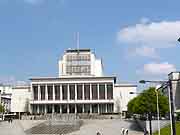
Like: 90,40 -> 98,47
155,85 -> 161,135
139,79 -> 177,135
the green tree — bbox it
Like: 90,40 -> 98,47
128,87 -> 169,116
0,103 -> 4,113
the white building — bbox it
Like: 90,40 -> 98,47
0,84 -> 13,94
58,49 -> 103,77
27,48 -> 137,114
0,85 -> 13,113
11,85 -> 31,113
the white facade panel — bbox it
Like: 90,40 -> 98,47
113,84 -> 137,113
11,86 -> 31,113
168,72 -> 180,111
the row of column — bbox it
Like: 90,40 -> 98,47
33,83 -> 112,101
34,103 -> 114,114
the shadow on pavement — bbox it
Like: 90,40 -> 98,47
125,119 -> 143,132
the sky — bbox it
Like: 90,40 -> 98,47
0,0 -> 180,87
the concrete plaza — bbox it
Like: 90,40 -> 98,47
0,119 -> 143,135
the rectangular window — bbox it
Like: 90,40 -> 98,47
99,84 -> 105,99
84,84 -> 90,100
92,84 -> 98,100
47,85 -> 53,100
69,84 -> 75,100
62,85 -> 67,100
107,104 -> 114,113
40,85 -> 45,100
55,85 -> 60,100
77,84 -> 82,100
99,104 -> 106,114
33,85 -> 38,100
107,83 -> 113,99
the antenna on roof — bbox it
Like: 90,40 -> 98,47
77,32 -> 80,51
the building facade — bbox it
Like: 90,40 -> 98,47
0,85 -> 13,113
30,49 -> 137,114
168,72 -> 180,112
11,85 -> 31,113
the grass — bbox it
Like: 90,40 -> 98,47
153,122 -> 180,135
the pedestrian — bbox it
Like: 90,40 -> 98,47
8,118 -> 10,123
144,128 -> 148,135
10,118 -> 13,123
121,128 -> 125,135
125,129 -> 128,135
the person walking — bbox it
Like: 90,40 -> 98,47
121,128 -> 125,135
125,129 -> 128,135
144,128 -> 148,135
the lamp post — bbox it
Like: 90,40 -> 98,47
139,79 -> 178,135
155,86 -> 160,135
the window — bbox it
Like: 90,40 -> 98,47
55,85 -> 60,100
62,85 -> 67,100
40,85 -> 45,100
47,85 -> 53,100
77,84 -> 82,100
33,85 -> 38,100
99,84 -> 105,99
84,84 -> 90,100
92,84 -> 98,100
69,84 -> 75,100
107,83 -> 113,99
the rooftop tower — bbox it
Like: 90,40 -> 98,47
58,49 -> 103,77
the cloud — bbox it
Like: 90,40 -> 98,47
117,19 -> 180,48
128,46 -> 159,59
0,76 -> 28,86
137,62 -> 176,76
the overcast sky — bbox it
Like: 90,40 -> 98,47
0,0 -> 180,86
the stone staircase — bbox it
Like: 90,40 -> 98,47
25,120 -> 83,135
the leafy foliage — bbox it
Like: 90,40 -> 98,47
0,103 -> 4,113
128,87 -> 169,116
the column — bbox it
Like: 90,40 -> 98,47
105,104 -> 107,113
53,84 -> 55,100
60,85 -> 62,100
67,104 -> 69,114
31,84 -> 34,100
97,84 -> 100,100
60,105 -> 62,114
82,84 -> 85,100
38,85 -> 40,100
90,84 -> 92,100
52,104 -> 55,113
45,85 -> 48,100
97,104 -> 100,114
90,104 -> 92,114
82,104 -> 84,113
37,105 -> 40,114
75,84 -> 77,101
67,84 -> 70,101
45,104 -> 47,114
105,84 -> 107,100
75,104 -> 77,114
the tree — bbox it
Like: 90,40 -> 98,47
128,87 -> 169,116
0,103 -> 4,113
